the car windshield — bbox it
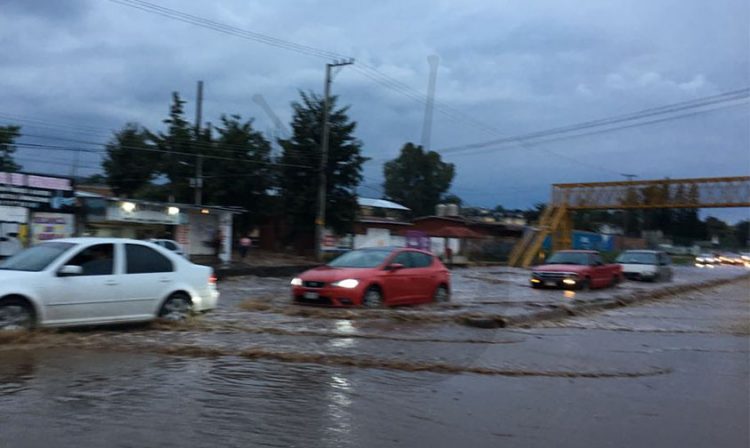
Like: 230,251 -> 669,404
545,252 -> 590,265
616,252 -> 658,264
0,242 -> 75,272
328,249 -> 392,268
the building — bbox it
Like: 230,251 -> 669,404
0,171 -> 77,256
76,190 -> 243,263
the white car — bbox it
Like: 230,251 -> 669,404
0,238 -> 219,330
616,250 -> 673,282
149,238 -> 187,258
695,253 -> 719,265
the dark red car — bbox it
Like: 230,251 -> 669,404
530,250 -> 622,290
291,247 -> 451,307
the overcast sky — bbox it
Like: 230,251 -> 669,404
1,0 -> 748,221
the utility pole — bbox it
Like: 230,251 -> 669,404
420,54 -> 439,151
194,80 -> 204,205
316,59 -> 354,261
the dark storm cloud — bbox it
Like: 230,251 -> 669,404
3,0 -> 89,20
0,0 -> 747,218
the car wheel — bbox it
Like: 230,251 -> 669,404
159,293 -> 192,321
0,300 -> 34,331
362,287 -> 383,308
433,285 -> 450,303
578,278 -> 590,291
610,275 -> 620,287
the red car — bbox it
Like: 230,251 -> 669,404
291,247 -> 451,307
530,250 -> 622,290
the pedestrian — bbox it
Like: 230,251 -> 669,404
239,234 -> 252,260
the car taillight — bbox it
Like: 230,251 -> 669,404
209,273 -> 217,285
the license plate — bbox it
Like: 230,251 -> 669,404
544,281 -> 556,287
304,291 -> 319,299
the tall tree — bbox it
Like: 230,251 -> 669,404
278,92 -> 366,240
102,123 -> 155,197
383,142 -> 455,217
0,125 -> 22,172
205,114 -> 274,228
151,92 -> 197,203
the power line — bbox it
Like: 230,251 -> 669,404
439,88 -> 750,155
13,141 -> 315,170
107,0 -> 504,138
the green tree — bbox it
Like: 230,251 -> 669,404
151,92 -> 197,203
0,125 -> 22,172
205,114 -> 274,228
278,92 -> 367,241
383,142 -> 455,217
102,123 -> 156,197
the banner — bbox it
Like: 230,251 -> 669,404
31,212 -> 75,244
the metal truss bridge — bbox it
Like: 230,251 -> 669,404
509,176 -> 750,267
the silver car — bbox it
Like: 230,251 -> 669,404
616,250 -> 673,282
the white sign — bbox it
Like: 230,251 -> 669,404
0,206 -> 29,223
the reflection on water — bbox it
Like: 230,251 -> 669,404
0,351 -> 35,396
0,349 -> 401,448
564,290 -> 577,300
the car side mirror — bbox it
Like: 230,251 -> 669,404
386,263 -> 405,271
58,265 -> 84,276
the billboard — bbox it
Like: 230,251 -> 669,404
0,172 -> 75,213
30,212 -> 75,244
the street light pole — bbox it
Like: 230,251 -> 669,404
316,59 -> 353,261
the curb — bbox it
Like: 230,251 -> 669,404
495,273 -> 750,329
216,265 -> 317,280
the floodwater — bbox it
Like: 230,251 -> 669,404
1,266 -> 748,447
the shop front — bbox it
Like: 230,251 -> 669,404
0,172 -> 76,256
79,193 -> 241,263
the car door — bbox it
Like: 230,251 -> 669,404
409,251 -> 438,302
589,253 -> 609,287
122,243 -> 177,316
44,243 -> 123,325
382,251 -> 417,304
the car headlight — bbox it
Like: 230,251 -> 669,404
331,279 -> 359,289
290,277 -> 303,286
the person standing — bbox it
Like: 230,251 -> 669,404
239,235 -> 252,260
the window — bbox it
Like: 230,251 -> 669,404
591,254 -> 604,266
0,242 -> 74,272
410,252 -> 434,268
65,244 -> 115,276
125,244 -> 173,274
163,241 -> 177,250
391,252 -> 415,268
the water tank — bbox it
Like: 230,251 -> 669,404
446,203 -> 460,216
436,204 -> 447,216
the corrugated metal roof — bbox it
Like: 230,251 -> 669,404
358,197 -> 410,211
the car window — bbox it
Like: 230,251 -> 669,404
125,244 -> 174,274
617,252 -> 658,264
0,242 -> 75,272
410,252 -> 433,268
65,244 -> 115,276
328,249 -> 392,268
545,252 -> 589,265
164,241 -> 177,250
392,252 -> 415,268
592,254 -> 603,265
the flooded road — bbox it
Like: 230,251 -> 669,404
1,266 -> 748,447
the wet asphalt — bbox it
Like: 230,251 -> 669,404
0,265 -> 748,447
